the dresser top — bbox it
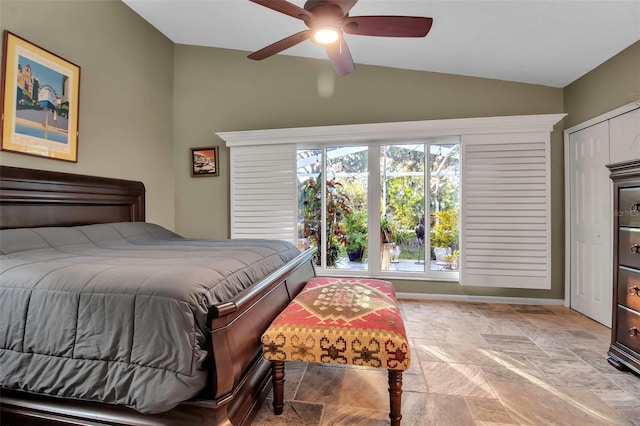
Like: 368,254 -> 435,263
607,159 -> 640,180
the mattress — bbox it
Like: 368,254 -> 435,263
0,222 -> 299,413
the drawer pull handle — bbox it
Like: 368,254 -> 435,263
631,286 -> 640,296
630,327 -> 639,338
631,202 -> 640,211
631,245 -> 640,254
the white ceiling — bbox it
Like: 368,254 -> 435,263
122,0 -> 640,88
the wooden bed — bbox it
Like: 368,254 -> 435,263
0,165 -> 316,426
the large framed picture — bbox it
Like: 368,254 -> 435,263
191,146 -> 219,177
1,31 -> 80,162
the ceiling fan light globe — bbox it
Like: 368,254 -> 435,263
313,28 -> 340,45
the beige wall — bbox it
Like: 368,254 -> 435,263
173,45 -> 566,299
3,1 -> 635,300
564,41 -> 640,128
0,0 -> 176,229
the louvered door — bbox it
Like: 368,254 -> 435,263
460,132 -> 551,289
229,144 -> 297,242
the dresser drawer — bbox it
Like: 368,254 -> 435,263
616,306 -> 640,354
618,267 -> 640,311
618,228 -> 640,269
619,187 -> 640,227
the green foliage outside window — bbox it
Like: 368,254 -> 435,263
344,209 -> 367,262
299,175 -> 351,267
431,176 -> 459,213
298,143 -> 460,267
384,176 -> 425,233
431,209 -> 459,249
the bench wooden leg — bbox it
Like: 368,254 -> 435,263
388,369 -> 403,426
271,360 -> 285,415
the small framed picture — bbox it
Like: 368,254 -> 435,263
1,31 -> 81,162
191,146 -> 219,177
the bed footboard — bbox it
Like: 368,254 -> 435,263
204,248 -> 316,425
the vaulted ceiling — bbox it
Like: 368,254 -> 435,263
123,0 -> 640,88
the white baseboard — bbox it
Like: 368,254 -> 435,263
396,292 -> 565,305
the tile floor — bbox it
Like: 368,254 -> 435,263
252,299 -> 640,425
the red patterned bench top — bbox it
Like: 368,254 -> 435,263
261,277 -> 410,370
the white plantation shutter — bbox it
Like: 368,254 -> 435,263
230,144 -> 297,243
461,132 -> 551,289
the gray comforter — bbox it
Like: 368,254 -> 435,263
0,222 -> 300,413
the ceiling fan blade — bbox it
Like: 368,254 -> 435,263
249,0 -> 313,21
343,16 -> 433,37
248,30 -> 311,60
333,0 -> 359,15
325,37 -> 355,76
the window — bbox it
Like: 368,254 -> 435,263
297,137 -> 460,279
298,146 -> 370,271
221,113 -> 563,289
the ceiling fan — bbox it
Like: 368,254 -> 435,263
247,0 -> 433,76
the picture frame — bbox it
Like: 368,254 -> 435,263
191,146 -> 219,177
1,31 -> 80,162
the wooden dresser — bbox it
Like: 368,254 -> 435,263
607,159 -> 640,374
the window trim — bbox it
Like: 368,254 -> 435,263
219,114 -> 566,285
219,114 -> 565,148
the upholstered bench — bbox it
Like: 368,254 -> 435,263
261,277 -> 410,425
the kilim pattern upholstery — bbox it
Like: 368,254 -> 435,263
261,277 -> 410,425
261,277 -> 410,370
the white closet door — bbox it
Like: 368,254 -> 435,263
569,121 -> 611,326
609,108 -> 640,164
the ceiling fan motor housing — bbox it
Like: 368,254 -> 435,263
303,0 -> 345,16
303,0 -> 345,30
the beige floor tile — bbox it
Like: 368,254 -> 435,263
397,391 -> 429,425
432,329 -> 488,346
439,343 -> 507,366
401,372 -> 428,392
422,361 -> 497,399
479,363 -> 548,385
615,407 -> 640,426
254,300 -> 640,426
295,364 -> 388,410
403,319 -> 436,339
253,400 -> 324,425
465,398 -> 518,424
320,404 -> 389,426
490,381 -> 630,426
424,393 -> 476,425
412,337 -> 448,363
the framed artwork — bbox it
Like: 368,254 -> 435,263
191,146 -> 219,177
1,31 -> 80,162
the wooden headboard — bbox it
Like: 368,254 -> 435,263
0,166 -> 145,229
